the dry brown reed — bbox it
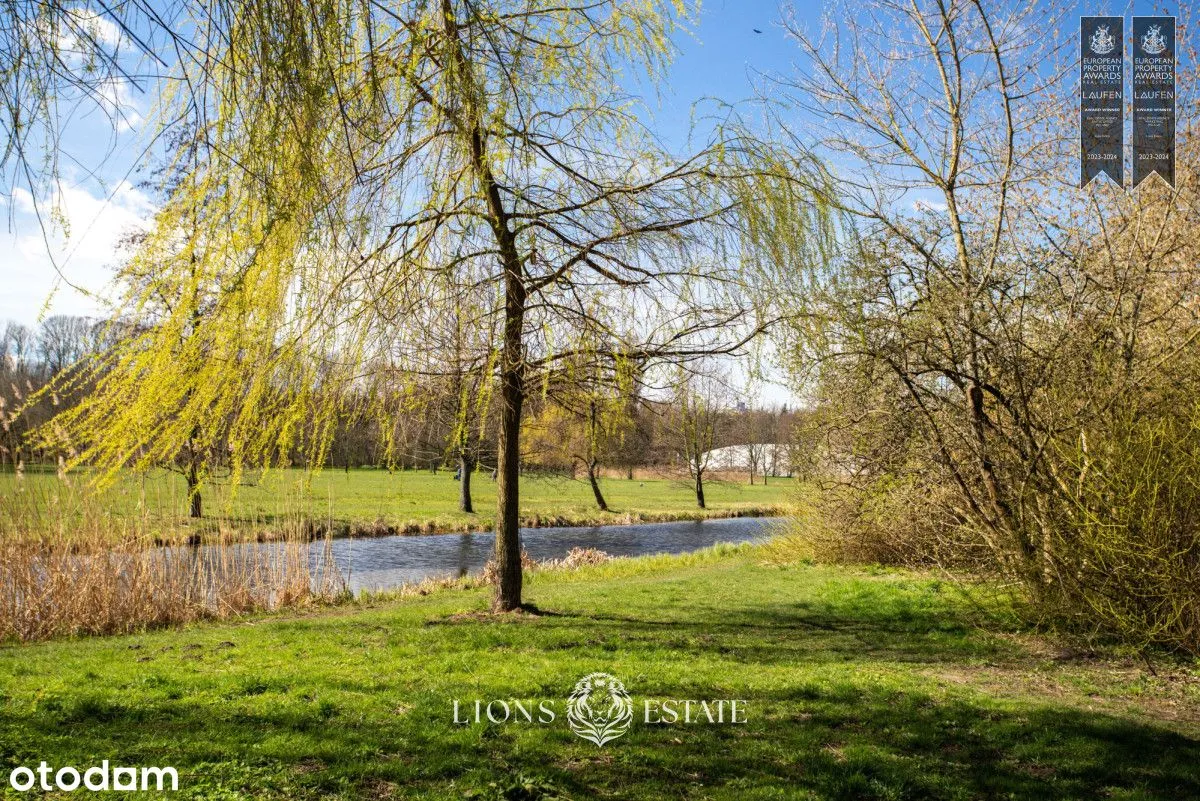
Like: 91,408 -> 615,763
0,474 -> 348,642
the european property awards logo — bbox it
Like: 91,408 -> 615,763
452,671 -> 747,745
1141,24 -> 1167,55
1089,25 -> 1116,55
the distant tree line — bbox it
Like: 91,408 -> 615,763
1,316 -> 107,470
3,315 -> 803,515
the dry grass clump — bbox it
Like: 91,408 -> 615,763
541,547 -> 612,569
479,546 -> 613,585
0,532 -> 347,642
479,548 -> 540,585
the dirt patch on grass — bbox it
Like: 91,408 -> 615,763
929,659 -> 1200,732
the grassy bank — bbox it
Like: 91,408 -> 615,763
1,547 -> 1196,799
0,468 -> 792,543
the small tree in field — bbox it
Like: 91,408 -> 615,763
739,405 -> 777,486
405,261 -> 499,515
669,373 -> 724,509
529,348 -> 637,512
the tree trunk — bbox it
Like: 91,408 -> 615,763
440,0 -> 524,611
587,461 -> 608,512
486,183 -> 526,609
187,463 -> 202,519
694,470 -> 706,509
492,248 -> 527,611
459,451 -> 474,514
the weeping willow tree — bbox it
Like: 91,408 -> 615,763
36,0 -> 834,611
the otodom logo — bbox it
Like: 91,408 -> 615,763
566,673 -> 634,746
6,761 -> 178,793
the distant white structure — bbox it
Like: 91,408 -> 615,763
702,444 -> 791,476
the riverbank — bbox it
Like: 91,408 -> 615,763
0,468 -> 794,545
1,545 -> 1196,799
287,503 -> 786,541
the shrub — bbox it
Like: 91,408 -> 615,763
1038,410 -> 1200,652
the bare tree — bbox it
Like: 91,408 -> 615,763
760,0 -> 1200,651
669,372 -> 725,509
1,322 -> 33,372
406,263 -> 499,515
35,316 -> 94,376
739,405 -> 777,486
610,359 -> 651,481
761,0 -> 1069,579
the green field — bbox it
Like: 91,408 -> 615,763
0,545 -> 1195,799
0,467 -> 792,541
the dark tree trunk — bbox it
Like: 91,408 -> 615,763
694,469 -> 706,509
626,466 -> 634,480
459,451 -> 474,514
587,461 -> 608,512
492,246 -> 526,612
441,0 -> 525,611
187,464 -> 202,519
490,190 -> 526,609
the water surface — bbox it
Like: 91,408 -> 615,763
329,516 -> 782,593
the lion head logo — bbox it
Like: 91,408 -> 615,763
566,672 -> 633,746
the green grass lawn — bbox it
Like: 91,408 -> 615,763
0,467 -> 793,542
1,546 -> 1196,799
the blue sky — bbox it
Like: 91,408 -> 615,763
0,0 -> 1188,402
8,0 -> 1187,326
658,0 -> 816,138
1,1 -> 822,330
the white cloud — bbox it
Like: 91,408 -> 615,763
911,198 -> 948,213
55,8 -> 123,51
95,77 -> 145,133
49,9 -> 144,133
1,182 -> 155,325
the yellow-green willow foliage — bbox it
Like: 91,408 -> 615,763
41,160 -> 358,488
35,1 -> 835,610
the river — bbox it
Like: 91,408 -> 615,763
323,515 -> 783,593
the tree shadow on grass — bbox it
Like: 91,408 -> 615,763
435,583 -> 1022,669
4,672 -> 1196,800
515,604 -> 1011,667
2,570 -> 1195,800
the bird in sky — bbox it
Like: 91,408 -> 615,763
753,28 -> 763,33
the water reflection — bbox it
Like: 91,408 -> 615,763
328,516 -> 782,593
161,516 -> 782,596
